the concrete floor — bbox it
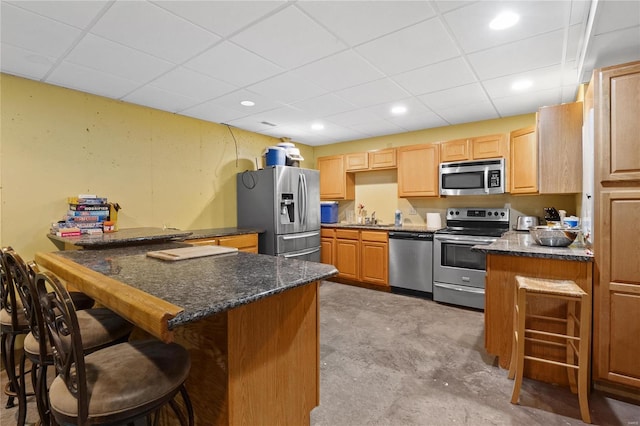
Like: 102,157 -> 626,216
2,280 -> 639,425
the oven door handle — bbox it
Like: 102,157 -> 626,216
435,236 -> 496,245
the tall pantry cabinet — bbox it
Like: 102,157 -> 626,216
592,60 -> 640,395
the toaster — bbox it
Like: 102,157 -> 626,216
516,216 -> 539,231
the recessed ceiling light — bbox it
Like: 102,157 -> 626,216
511,79 -> 533,91
311,123 -> 324,131
240,100 -> 255,107
489,11 -> 520,30
391,105 -> 407,115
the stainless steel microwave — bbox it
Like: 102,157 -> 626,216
439,158 -> 505,196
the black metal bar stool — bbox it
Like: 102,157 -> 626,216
35,270 -> 194,425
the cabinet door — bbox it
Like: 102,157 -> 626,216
369,148 -> 397,169
345,152 -> 369,171
360,231 -> 388,285
472,134 -> 507,159
335,239 -> 359,281
440,139 -> 469,162
318,155 -> 355,200
397,144 -> 439,197
596,61 -> 640,182
538,101 -> 583,193
509,126 -> 538,194
595,190 -> 640,388
320,238 -> 335,265
219,234 -> 258,253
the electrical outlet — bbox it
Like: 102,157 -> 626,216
409,208 -> 417,215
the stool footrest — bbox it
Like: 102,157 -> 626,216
524,355 -> 579,369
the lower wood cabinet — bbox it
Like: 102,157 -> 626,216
188,233 -> 258,253
321,228 -> 388,286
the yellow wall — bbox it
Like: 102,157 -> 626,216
0,74 -> 313,258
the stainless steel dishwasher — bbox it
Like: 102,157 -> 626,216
388,231 -> 433,295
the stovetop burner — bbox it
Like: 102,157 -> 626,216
437,207 -> 510,237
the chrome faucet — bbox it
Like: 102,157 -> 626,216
371,211 -> 376,224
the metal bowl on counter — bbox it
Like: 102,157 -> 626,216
529,226 -> 580,247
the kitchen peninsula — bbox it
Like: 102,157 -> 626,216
35,243 -> 338,425
475,232 -> 593,387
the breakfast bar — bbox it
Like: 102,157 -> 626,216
35,243 -> 338,425
475,231 -> 594,387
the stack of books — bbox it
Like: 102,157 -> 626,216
51,194 -> 110,236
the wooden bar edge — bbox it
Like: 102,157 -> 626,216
35,252 -> 183,343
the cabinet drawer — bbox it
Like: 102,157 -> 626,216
335,229 -> 359,240
218,234 -> 258,250
360,231 -> 388,242
321,228 -> 336,238
188,238 -> 218,246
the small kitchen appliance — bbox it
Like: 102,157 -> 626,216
515,216 -> 539,231
433,207 -> 509,310
439,158 -> 505,196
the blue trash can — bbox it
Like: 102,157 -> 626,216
265,147 -> 286,166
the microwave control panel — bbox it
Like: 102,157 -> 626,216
488,170 -> 501,188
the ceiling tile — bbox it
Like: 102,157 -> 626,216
584,25 -> 640,73
90,1 -> 220,63
355,18 -> 460,75
593,0 -> 640,35
246,72 -> 327,104
297,1 -> 435,46
482,64 -> 568,99
65,34 -> 175,83
443,1 -> 571,54
6,0 -> 108,29
294,50 -> 385,92
201,89 -> 285,115
325,108 -> 384,127
467,30 -> 566,80
123,86 -> 200,113
47,61 -> 140,99
230,5 -> 347,69
253,106 -> 315,128
418,83 -> 490,110
437,100 -> 499,125
180,100 -> 248,125
433,1 -> 475,14
493,87 -> 563,117
335,78 -> 410,108
349,120 -> 407,138
184,41 -> 284,87
150,67 -> 237,102
292,94 -> 357,118
153,1 -> 286,37
393,57 -> 477,96
0,43 -> 56,80
1,3 -> 82,57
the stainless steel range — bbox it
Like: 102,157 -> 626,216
433,207 -> 509,310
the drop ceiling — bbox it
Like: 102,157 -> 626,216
1,0 -> 639,146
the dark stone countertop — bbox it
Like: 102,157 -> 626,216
46,242 -> 338,329
473,231 -> 594,262
321,223 -> 441,233
184,227 -> 264,240
48,227 -> 192,248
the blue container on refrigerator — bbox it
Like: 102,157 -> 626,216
321,202 -> 339,223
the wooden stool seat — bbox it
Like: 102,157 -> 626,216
508,275 -> 591,424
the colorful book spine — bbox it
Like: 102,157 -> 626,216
66,216 -> 102,223
69,204 -> 110,211
67,210 -> 110,217
67,197 -> 108,205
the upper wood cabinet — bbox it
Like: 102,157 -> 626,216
538,101 -> 583,193
439,139 -> 469,162
345,148 -> 397,172
509,126 -> 538,194
440,134 -> 507,163
317,155 -> 355,200
397,144 -> 439,197
472,134 -> 508,159
595,61 -> 640,182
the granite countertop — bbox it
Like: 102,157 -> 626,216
48,227 -> 192,248
322,223 -> 441,233
46,242 -> 338,329
474,231 -> 594,262
184,227 -> 264,240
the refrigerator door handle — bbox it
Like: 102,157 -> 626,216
298,173 -> 304,228
282,247 -> 320,258
281,231 -> 319,240
302,173 -> 308,228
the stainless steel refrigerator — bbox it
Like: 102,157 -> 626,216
237,166 -> 321,262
